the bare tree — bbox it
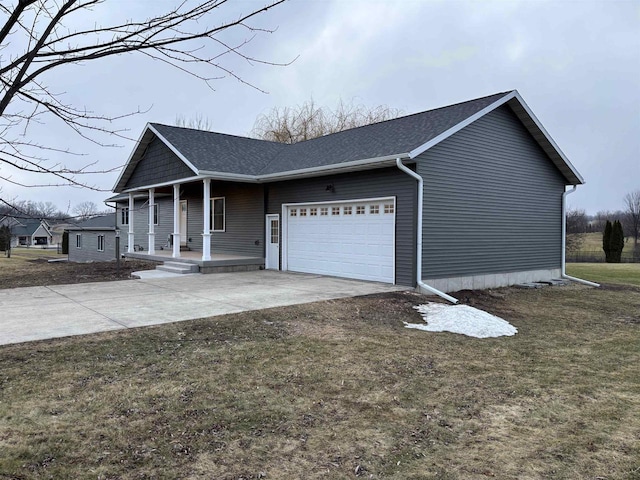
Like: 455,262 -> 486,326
251,98 -> 403,144
72,201 -> 98,220
175,113 -> 212,131
623,190 -> 640,251
0,0 -> 288,203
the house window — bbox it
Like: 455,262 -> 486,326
332,207 -> 340,215
310,208 -> 318,216
121,207 -> 129,225
320,207 -> 328,216
356,206 -> 365,215
384,203 -> 394,214
76,234 -> 82,248
370,205 -> 380,214
210,197 -> 225,232
290,208 -> 297,217
97,235 -> 105,252
343,206 -> 352,215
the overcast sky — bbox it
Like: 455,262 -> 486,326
2,0 -> 639,215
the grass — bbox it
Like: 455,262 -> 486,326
0,269 -> 639,479
0,247 -> 157,289
569,232 -> 637,261
567,262 -> 640,287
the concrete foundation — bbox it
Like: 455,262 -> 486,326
200,264 -> 263,274
421,268 -> 562,294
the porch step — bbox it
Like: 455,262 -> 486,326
156,261 -> 199,275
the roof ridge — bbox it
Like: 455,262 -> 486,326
150,122 -> 286,146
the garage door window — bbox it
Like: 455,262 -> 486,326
320,207 -> 328,216
290,208 -> 297,217
300,208 -> 307,216
384,203 -> 394,214
370,205 -> 379,214
310,208 -> 317,216
356,205 -> 365,215
343,206 -> 352,215
332,207 -> 340,215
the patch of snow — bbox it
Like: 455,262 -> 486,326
404,303 -> 517,338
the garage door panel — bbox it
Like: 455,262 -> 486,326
286,199 -> 395,283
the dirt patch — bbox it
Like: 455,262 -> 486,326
0,257 -> 158,289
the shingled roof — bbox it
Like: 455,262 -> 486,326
114,90 -> 584,192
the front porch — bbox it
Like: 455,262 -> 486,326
124,249 -> 264,274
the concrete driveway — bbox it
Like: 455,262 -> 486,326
0,271 -> 407,346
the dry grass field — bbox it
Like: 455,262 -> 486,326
0,264 -> 638,479
0,247 -> 157,289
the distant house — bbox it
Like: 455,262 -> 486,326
67,214 -> 118,262
0,216 -> 53,248
108,90 -> 586,293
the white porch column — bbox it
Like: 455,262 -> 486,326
202,178 -> 211,261
172,184 -> 181,258
148,188 -> 155,255
127,192 -> 135,253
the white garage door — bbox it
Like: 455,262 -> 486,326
284,198 -> 395,283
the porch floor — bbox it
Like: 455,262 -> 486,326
123,250 -> 264,267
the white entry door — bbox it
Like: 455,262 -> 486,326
265,214 -> 280,270
179,200 -> 188,246
284,198 -> 395,283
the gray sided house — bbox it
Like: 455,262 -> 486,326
0,216 -> 53,248
109,91 -> 585,293
67,214 -> 117,262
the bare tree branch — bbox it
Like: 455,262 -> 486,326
0,0 -> 289,193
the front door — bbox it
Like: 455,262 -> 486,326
180,200 -> 188,246
265,214 -> 280,270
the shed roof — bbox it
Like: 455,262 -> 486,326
66,214 -> 116,231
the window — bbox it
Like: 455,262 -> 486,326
332,207 -> 340,215
121,207 -> 129,225
290,208 -> 297,217
370,205 -> 380,214
270,219 -> 279,244
300,208 -> 307,217
153,204 -> 158,225
384,203 -> 395,214
356,205 -> 365,215
97,235 -> 105,252
320,207 -> 328,216
76,234 -> 82,248
309,208 -> 317,216
210,197 -> 225,232
343,206 -> 352,215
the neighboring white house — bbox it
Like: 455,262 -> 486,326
0,216 -> 53,248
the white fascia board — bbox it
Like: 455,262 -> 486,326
121,175 -> 205,193
197,171 -> 260,182
257,153 -> 410,182
409,91 -> 518,158
112,123 -> 154,192
511,91 -> 585,184
147,124 -> 200,175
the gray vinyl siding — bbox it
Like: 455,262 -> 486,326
266,168 -> 417,286
116,198 -> 174,252
124,137 -> 195,190
417,104 -> 566,279
180,182 -> 264,256
117,183 -> 264,257
68,230 -> 116,262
